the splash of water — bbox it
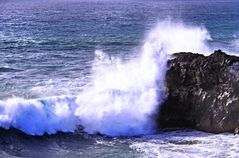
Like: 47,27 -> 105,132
0,21 -> 211,136
148,21 -> 211,54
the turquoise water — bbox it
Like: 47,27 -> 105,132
0,0 -> 239,157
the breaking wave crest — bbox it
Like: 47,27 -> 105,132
0,21 -> 211,136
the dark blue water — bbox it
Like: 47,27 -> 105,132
1,0 -> 239,99
0,0 -> 239,157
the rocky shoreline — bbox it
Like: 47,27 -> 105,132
158,50 -> 239,133
0,50 -> 238,137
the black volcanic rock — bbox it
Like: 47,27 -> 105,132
158,50 -> 239,133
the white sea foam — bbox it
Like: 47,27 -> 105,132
130,131 -> 239,158
0,96 -> 78,135
0,21 -> 211,136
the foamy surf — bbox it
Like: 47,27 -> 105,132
130,130 -> 239,158
0,21 -> 211,136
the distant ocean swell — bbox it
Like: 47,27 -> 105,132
0,21 -> 211,136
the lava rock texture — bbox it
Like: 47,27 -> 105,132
158,50 -> 239,133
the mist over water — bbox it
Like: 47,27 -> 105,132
147,21 -> 211,54
0,21 -> 211,136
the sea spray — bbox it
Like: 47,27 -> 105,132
0,21 -> 211,136
148,21 -> 211,54
74,45 -> 167,136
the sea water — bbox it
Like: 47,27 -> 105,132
0,0 -> 239,157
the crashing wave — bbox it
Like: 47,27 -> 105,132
0,20 -> 210,136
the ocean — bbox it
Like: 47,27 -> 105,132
0,0 -> 239,157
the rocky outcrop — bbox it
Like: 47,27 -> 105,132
158,50 -> 239,133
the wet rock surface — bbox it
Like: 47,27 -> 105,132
158,50 -> 239,133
